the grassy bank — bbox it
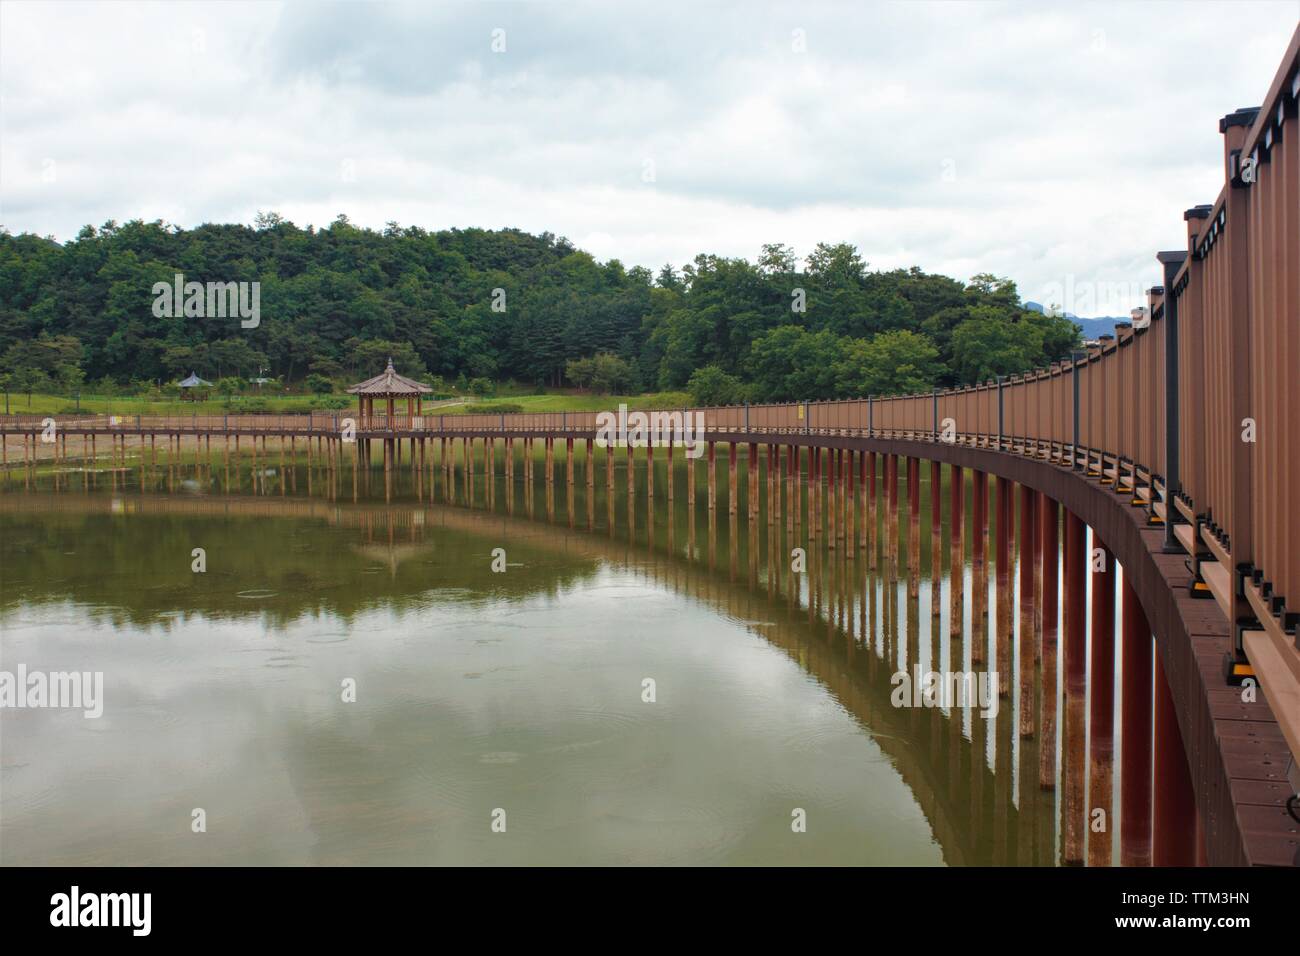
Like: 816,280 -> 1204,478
2,391 -> 693,418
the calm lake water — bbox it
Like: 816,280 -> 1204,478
0,446 -> 1089,865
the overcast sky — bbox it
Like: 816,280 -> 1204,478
2,1 -> 1297,316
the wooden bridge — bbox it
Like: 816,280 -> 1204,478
4,25 -> 1298,868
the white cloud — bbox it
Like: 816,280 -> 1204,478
2,0 -> 1297,316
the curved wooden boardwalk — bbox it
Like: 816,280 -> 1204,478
3,23 -> 1297,868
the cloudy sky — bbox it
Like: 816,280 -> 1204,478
2,1 -> 1297,316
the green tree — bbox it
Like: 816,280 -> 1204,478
950,306 -> 1044,384
305,373 -> 334,394
834,330 -> 940,396
687,364 -> 746,406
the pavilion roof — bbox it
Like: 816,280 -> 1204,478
346,359 -> 433,396
178,372 -> 212,387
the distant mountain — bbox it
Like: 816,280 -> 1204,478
1023,301 -> 1124,341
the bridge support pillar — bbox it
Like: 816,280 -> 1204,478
1019,484 -> 1038,736
857,450 -> 867,551
605,440 -> 614,530
1039,494 -> 1059,789
759,444 -> 769,528
885,454 -> 898,563
950,465 -> 964,635
685,441 -> 694,511
827,448 -> 837,547
626,441 -> 635,509
996,476 -> 1014,694
907,457 -> 920,595
930,459 -> 942,591
1088,540 -> 1116,866
1120,573 -> 1153,866
647,441 -> 655,507
806,447 -> 816,538
726,443 -> 736,518
707,442 -> 716,513
1153,646 -> 1197,866
566,435 -> 575,493
970,469 -> 987,662
1062,509 -> 1088,864
786,446 -> 795,532
867,452 -> 877,565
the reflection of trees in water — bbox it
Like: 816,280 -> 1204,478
4,477 -> 1063,865
0,495 -> 600,629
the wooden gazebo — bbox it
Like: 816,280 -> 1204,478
177,371 -> 212,401
347,359 -> 433,427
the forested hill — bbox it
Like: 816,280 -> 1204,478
0,216 -> 1081,402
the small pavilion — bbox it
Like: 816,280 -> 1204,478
177,371 -> 212,401
347,358 -> 433,424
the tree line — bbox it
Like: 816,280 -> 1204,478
0,217 -> 1080,403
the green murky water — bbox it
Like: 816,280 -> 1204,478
0,445 -> 1081,865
